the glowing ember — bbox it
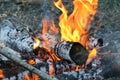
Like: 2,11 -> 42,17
24,59 -> 39,80
48,57 -> 55,76
28,59 -> 36,65
0,69 -> 5,78
24,74 -> 39,80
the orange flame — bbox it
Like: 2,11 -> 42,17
54,0 -> 98,46
35,0 -> 98,62
24,0 -> 99,79
86,48 -> 97,65
25,59 -> 39,80
28,59 -> 36,65
41,18 -> 58,50
54,0 -> 98,64
25,55 -> 38,80
24,74 -> 39,80
41,19 -> 61,60
31,0 -> 98,78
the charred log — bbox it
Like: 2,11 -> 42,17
54,41 -> 88,66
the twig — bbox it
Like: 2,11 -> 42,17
0,41 -> 58,80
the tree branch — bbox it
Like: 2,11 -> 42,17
0,41 -> 58,80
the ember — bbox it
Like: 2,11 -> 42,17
0,69 -> 4,78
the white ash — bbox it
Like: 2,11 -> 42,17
2,71 -> 29,80
0,19 -> 34,61
0,20 -> 34,52
88,36 -> 103,50
78,58 -> 103,80
57,57 -> 103,80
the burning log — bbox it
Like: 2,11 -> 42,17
0,41 -> 58,80
0,19 -> 34,60
54,41 -> 88,66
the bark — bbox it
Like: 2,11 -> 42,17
0,41 -> 58,80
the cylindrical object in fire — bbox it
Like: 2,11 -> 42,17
54,41 -> 88,66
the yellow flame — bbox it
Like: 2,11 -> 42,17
89,48 -> 97,59
54,0 -> 98,65
54,0 -> 98,47
33,38 -> 40,49
86,48 -> 97,65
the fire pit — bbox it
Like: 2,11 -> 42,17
0,0 -> 120,80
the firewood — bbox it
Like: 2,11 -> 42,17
54,41 -> 88,66
0,19 -> 34,52
0,19 -> 34,60
0,41 -> 58,80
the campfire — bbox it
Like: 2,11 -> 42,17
0,0 -> 109,80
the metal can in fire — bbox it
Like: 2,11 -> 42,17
54,41 -> 88,66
